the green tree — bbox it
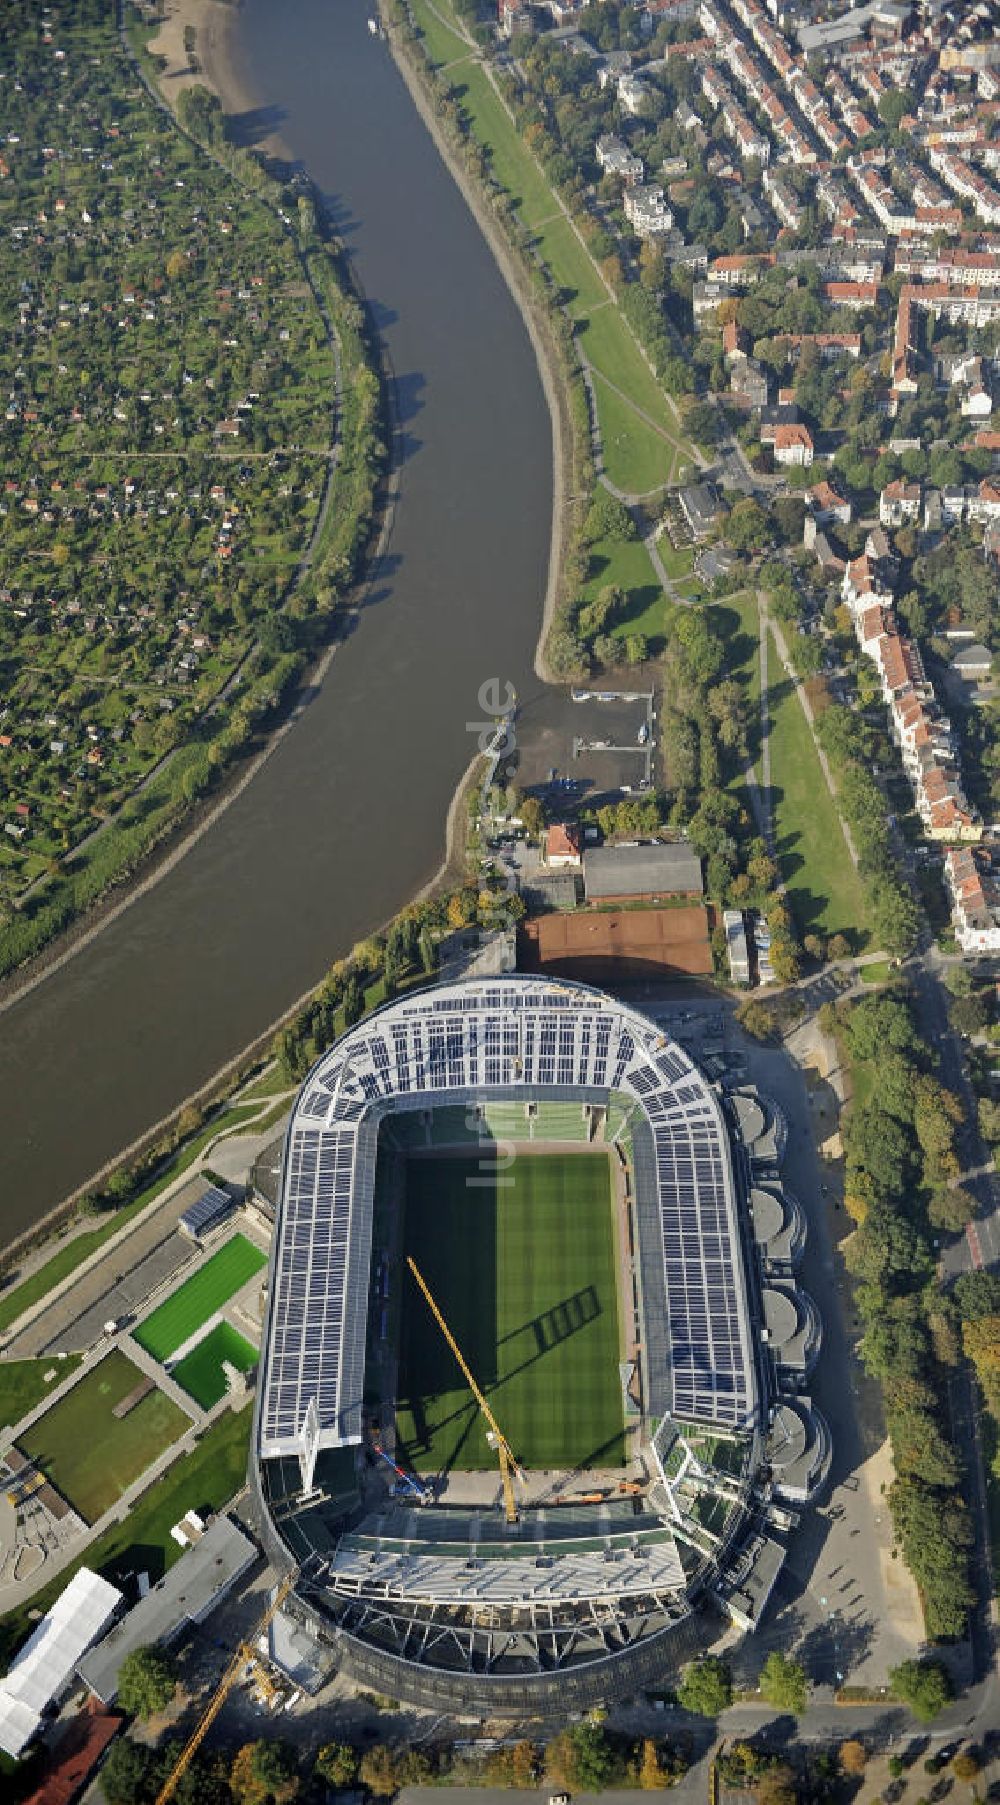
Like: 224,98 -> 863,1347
547,1722 -> 617,1792
230,1741 -> 298,1805
117,1645 -> 178,1720
677,1655 -> 732,1716
759,1650 -> 809,1713
520,795 -> 546,837
928,1186 -> 976,1233
889,1658 -> 953,1722
101,1740 -> 154,1805
878,88 -> 915,130
315,1743 -> 359,1788
358,1747 -> 399,1799
726,498 -> 769,553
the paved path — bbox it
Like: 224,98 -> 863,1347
1,1091 -> 286,1358
124,1333 -> 206,1423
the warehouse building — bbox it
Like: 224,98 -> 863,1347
583,842 -> 703,902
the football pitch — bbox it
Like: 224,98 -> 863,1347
171,1322 -> 258,1411
395,1152 -> 625,1473
134,1234 -> 266,1363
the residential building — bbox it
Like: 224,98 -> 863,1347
945,845 -> 1000,954
772,422 -> 814,467
544,822 -> 583,867
808,479 -> 851,525
879,478 -> 922,525
595,134 -> 645,185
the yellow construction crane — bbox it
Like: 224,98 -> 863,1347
406,1255 -> 522,1525
154,1571 -> 297,1805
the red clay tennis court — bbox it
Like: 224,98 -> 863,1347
519,904 -> 713,982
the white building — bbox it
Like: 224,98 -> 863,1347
624,183 -> 675,237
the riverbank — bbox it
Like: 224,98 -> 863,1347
146,0 -> 254,115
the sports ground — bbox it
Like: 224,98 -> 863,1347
135,1233 -> 266,1362
395,1152 -> 626,1474
20,1351 -> 189,1524
171,1321 -> 258,1411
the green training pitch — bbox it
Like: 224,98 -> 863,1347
134,1233 -> 266,1362
396,1152 -> 626,1473
19,1351 -> 189,1525
171,1322 -> 258,1411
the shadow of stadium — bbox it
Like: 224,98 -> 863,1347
399,1285 -> 602,1475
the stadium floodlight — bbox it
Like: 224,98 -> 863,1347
298,1395 -> 321,1498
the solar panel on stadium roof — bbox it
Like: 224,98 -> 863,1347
179,1184 -> 232,1240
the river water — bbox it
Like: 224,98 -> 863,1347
0,0 -> 552,1236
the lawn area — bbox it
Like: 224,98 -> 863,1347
860,959 -> 895,986
0,1404 -> 253,1667
767,628 -> 871,947
576,305 -> 680,440
0,1356 -> 82,1430
530,214 -> 607,317
582,532 -> 665,651
592,373 -> 675,496
171,1322 -> 259,1411
396,1152 -> 625,1473
135,1233 -> 267,1363
657,536 -> 696,582
20,1351 -> 189,1524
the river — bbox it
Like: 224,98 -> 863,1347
0,0 -> 552,1237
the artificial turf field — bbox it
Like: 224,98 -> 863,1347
19,1351 -> 189,1524
395,1152 -> 625,1474
171,1322 -> 258,1411
134,1233 -> 266,1362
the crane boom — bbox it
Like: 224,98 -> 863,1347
406,1255 -> 521,1524
153,1572 -> 297,1805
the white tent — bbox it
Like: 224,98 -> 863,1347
0,1567 -> 122,1756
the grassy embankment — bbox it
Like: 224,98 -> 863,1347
766,628 -> 871,946
406,0 -> 697,651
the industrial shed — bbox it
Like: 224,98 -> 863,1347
583,843 -> 703,903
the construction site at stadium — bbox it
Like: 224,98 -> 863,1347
248,974 -> 831,1714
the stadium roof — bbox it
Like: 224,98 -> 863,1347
583,843 -> 703,900
257,976 -> 758,1465
0,1569 -> 122,1755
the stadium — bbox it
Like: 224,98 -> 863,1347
250,975 -> 830,1713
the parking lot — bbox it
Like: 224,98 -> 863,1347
642,990 -> 924,1687
509,686 -> 654,810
